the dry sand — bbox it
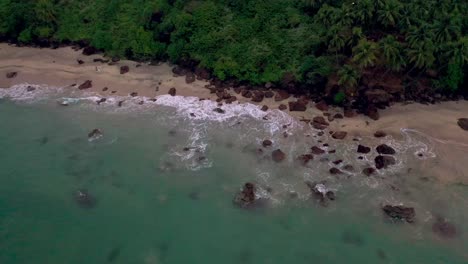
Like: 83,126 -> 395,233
1,43 -> 468,183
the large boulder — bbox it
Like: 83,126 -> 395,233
274,90 -> 290,101
365,105 -> 380,120
172,66 -> 187,76
315,101 -> 329,111
288,100 -> 307,112
382,205 -> 415,223
272,149 -> 286,162
262,139 -> 273,147
251,91 -> 265,103
376,144 -> 395,155
195,66 -> 211,80
365,89 -> 392,104
311,146 -> 325,155
241,90 -> 252,98
375,155 -> 396,169
458,118 -> 468,131
374,130 -> 387,137
78,80 -> 93,90
278,104 -> 287,111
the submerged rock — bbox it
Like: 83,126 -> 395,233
305,181 -> 335,206
278,104 -> 287,111
233,182 -> 268,209
382,205 -> 415,223
311,146 -> 325,155
261,105 -> 268,111
74,189 -> 97,208
272,149 -> 286,162
213,108 -> 225,114
362,167 -> 376,176
329,167 -> 343,174
432,217 -> 457,239
458,118 -> 468,131
88,129 -> 103,140
297,154 -> 314,165
78,80 -> 92,90
376,144 -> 396,155
312,116 -> 329,130
375,155 -> 396,169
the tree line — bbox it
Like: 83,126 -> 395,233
0,0 -> 466,96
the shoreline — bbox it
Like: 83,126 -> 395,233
1,44 -> 468,183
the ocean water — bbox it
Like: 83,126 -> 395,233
0,84 -> 467,264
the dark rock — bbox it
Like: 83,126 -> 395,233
77,59 -> 84,65
120,66 -> 129,74
374,130 -> 387,137
251,91 -> 265,103
326,191 -> 336,200
225,96 -> 237,104
343,164 -> 354,171
341,230 -> 364,246
88,128 -> 103,139
432,217 -> 457,239
130,92 -> 138,97
264,91 -> 274,98
311,146 -> 325,155
315,101 -> 328,111
332,159 -> 342,165
185,72 -> 196,83
365,105 -> 380,120
26,86 -> 36,92
241,90 -> 252,98
305,181 -> 334,206
272,149 -> 286,162
278,104 -> 287,111
261,105 -> 268,111
233,182 -> 256,208
333,113 -> 344,119
102,87 -> 108,91
82,46 -> 98,55
312,116 -> 329,130
117,101 -> 124,107
344,109 -> 357,118
375,155 -> 396,169
195,66 -> 211,80
172,66 -> 187,76
213,108 -> 225,114
376,144 -> 395,155
93,58 -> 109,63
457,118 -> 468,131
111,57 -> 120,62
382,205 -> 415,223
288,100 -> 307,111
168,87 -> 176,96
357,145 -> 371,154
329,167 -> 342,174
365,89 -> 392,104
332,131 -> 347,140
362,167 -> 376,176
262,140 -> 273,147
78,80 -> 92,90
274,90 -> 290,101
74,189 -> 97,208
297,154 -> 314,165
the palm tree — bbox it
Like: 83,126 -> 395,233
352,39 -> 378,68
406,24 -> 433,48
407,41 -> 435,69
377,0 -> 401,27
338,64 -> 359,89
379,35 -> 406,71
431,15 -> 462,44
443,37 -> 468,66
347,27 -> 363,48
328,25 -> 346,52
352,0 -> 375,25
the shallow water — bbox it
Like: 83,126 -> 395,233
0,84 -> 467,263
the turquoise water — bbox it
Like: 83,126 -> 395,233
0,85 -> 467,263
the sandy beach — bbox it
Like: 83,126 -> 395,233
1,43 -> 468,184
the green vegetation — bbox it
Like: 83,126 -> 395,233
0,0 -> 467,94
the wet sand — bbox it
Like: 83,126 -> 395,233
1,43 -> 468,184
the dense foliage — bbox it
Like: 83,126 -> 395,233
0,0 -> 467,94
